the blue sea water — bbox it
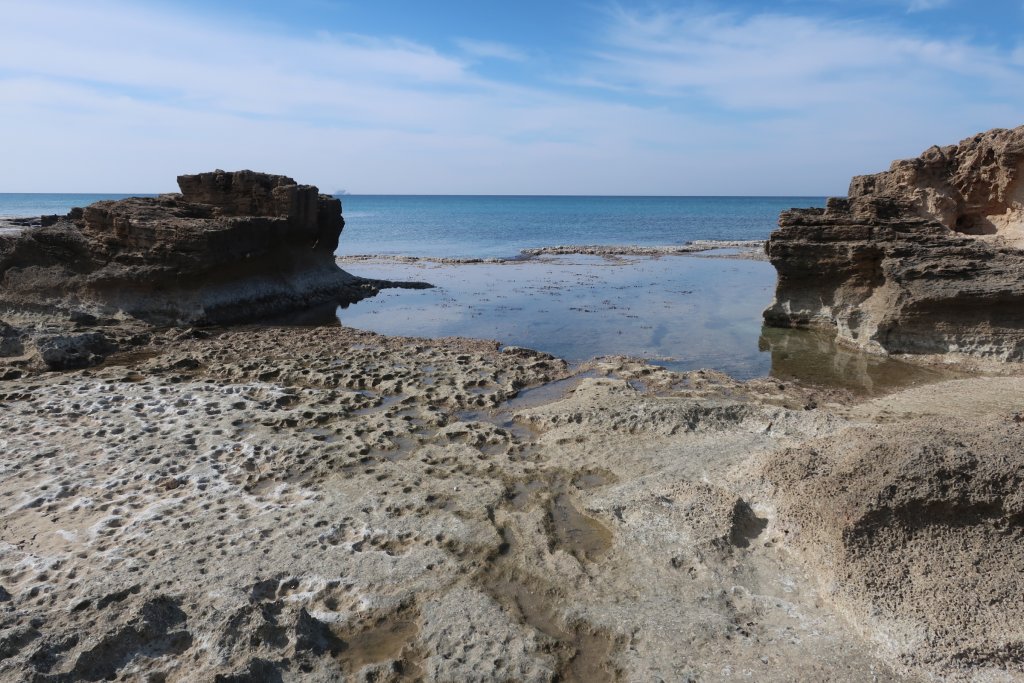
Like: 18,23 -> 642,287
0,193 -> 823,257
338,255 -> 778,378
0,192 -> 949,388
337,195 -> 824,258
0,194 -> 146,218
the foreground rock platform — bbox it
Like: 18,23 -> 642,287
0,324 -> 1022,681
0,170 -> 410,327
2,161 -> 1023,681
765,125 -> 1024,362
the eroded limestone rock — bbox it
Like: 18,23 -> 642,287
765,125 -> 1024,361
0,170 -> 391,325
755,416 -> 1024,680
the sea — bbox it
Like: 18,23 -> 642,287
2,193 -> 946,390
0,193 -> 814,257
335,195 -> 816,259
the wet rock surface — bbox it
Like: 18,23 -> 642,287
0,170 -> 426,326
765,125 -> 1024,362
519,241 -> 767,260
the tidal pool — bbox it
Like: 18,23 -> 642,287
338,254 -> 958,393
340,255 -> 773,379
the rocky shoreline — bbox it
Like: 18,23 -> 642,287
520,240 -> 767,260
1,151 -> 1023,681
0,171 -> 430,331
336,239 -> 768,266
765,125 -> 1024,364
0,322 -> 1021,681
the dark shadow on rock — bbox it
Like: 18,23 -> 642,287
66,596 -> 192,681
729,499 -> 768,548
213,658 -> 286,683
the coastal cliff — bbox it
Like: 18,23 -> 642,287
0,170 -> 384,325
764,125 -> 1024,361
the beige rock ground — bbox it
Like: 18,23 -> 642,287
0,325 -> 1020,681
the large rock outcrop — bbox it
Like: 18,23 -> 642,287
764,125 -> 1024,361
0,170 -> 385,324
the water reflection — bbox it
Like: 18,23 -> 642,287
336,255 -> 776,379
759,327 -> 962,395
266,257 -> 968,395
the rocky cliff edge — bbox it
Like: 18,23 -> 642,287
764,126 -> 1024,362
0,170 -> 387,326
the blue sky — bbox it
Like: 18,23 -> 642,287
1,0 -> 1023,194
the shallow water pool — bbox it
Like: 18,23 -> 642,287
340,254 -> 769,379
336,254 -> 959,394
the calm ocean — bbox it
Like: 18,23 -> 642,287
0,194 -> 824,257
338,195 -> 823,258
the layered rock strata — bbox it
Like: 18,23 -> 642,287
764,125 -> 1024,361
0,170 -> 399,325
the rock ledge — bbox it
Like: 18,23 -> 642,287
764,126 -> 1024,361
0,170 -> 382,325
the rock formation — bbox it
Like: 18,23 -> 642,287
755,414 -> 1024,679
0,170 -> 399,325
764,125 -> 1024,361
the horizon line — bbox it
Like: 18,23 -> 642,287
0,191 -> 833,199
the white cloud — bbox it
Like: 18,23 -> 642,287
0,1 -> 1021,195
907,0 -> 952,11
0,0 -> 734,193
582,6 -> 1022,110
455,38 -> 528,62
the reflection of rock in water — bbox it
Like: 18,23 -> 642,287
759,326 -> 957,395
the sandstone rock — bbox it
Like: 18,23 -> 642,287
764,125 -> 1024,361
756,416 -> 1024,679
0,170 -> 384,325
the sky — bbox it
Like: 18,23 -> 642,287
1,0 -> 1023,195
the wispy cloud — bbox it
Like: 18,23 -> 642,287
0,1 -> 1021,195
907,0 -> 952,11
455,38 -> 528,62
0,0 -> 727,193
0,2 -> 476,112
582,5 -> 1021,110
